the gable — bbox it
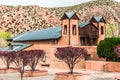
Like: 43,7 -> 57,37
90,16 -> 106,23
61,12 -> 79,20
79,22 -> 98,30
60,14 -> 69,20
79,22 -> 99,37
71,14 -> 79,20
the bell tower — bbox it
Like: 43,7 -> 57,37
60,12 -> 80,45
90,16 -> 106,44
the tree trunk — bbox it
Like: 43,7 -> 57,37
69,64 -> 74,74
31,65 -> 36,71
31,61 -> 36,71
70,66 -> 73,74
20,67 -> 24,80
110,24 -> 115,37
7,60 -> 10,69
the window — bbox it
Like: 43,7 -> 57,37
72,25 -> 76,35
80,37 -> 85,46
101,26 -> 104,35
63,25 -> 67,35
53,40 -> 58,44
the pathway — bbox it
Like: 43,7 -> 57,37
0,69 -> 120,80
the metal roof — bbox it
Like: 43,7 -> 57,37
60,12 -> 79,20
9,26 -> 62,41
93,16 -> 102,22
65,12 -> 74,19
0,42 -> 32,52
79,22 -> 90,28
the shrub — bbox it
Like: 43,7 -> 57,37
114,44 -> 120,61
13,51 -> 31,80
54,46 -> 88,74
13,50 -> 45,80
27,50 -> 45,71
97,37 -> 120,61
0,51 -> 15,69
0,31 -> 11,48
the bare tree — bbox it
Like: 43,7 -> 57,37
54,46 -> 88,74
107,7 -> 120,37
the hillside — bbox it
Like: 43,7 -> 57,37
0,0 -> 120,36
48,0 -> 120,22
0,5 -> 60,35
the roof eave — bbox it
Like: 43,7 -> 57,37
6,38 -> 13,41
12,37 -> 61,42
15,44 -> 33,52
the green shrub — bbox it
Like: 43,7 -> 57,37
97,37 -> 120,61
0,31 -> 11,48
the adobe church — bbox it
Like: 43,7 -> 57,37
1,12 -> 106,69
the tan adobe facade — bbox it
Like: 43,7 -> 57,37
2,12 -> 106,69
59,12 -> 106,46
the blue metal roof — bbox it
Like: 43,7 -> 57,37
9,26 -> 62,41
65,12 -> 74,19
79,22 -> 90,28
93,16 -> 102,22
0,42 -> 32,52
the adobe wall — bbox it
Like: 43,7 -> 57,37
70,19 -> 79,45
0,58 -> 17,68
23,42 -> 100,70
60,19 -> 69,45
22,41 -> 105,70
86,61 -> 120,72
49,46 -> 100,69
24,41 -> 53,64
92,22 -> 105,44
98,22 -> 105,43
0,58 -> 5,68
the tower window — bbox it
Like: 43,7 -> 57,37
101,26 -> 104,35
63,25 -> 67,35
72,25 -> 76,35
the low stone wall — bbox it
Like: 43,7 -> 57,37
55,73 -> 90,80
23,70 -> 47,77
86,61 -> 120,72
50,60 -> 85,70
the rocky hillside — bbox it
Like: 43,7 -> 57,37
0,0 -> 120,36
48,0 -> 120,22
0,5 -> 60,35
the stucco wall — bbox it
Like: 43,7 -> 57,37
86,61 -> 120,72
98,22 -> 105,43
24,44 -> 100,70
49,46 -> 99,69
70,19 -> 79,45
